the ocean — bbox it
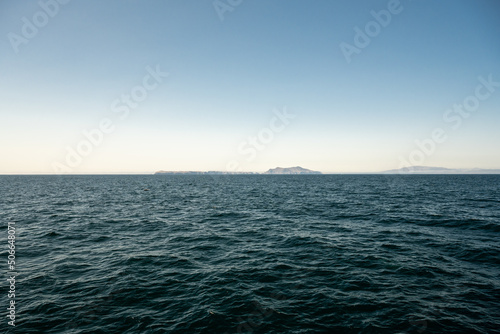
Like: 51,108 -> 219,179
1,174 -> 499,333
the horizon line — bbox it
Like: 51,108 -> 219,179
2,166 -> 500,176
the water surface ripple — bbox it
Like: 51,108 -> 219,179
1,175 -> 499,333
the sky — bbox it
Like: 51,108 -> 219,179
1,0 -> 499,174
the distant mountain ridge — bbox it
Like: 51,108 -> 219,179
264,166 -> 322,174
382,166 -> 500,174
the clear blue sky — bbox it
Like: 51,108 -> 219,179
1,0 -> 499,173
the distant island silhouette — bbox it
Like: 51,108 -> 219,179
264,166 -> 322,174
154,166 -> 321,175
154,170 -> 256,175
382,166 -> 500,174
154,166 -> 500,175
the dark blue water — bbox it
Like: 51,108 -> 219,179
1,175 -> 499,333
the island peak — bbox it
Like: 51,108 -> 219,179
264,166 -> 321,175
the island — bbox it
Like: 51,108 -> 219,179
264,166 -> 322,174
382,166 -> 500,174
154,166 -> 321,175
154,171 -> 256,175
